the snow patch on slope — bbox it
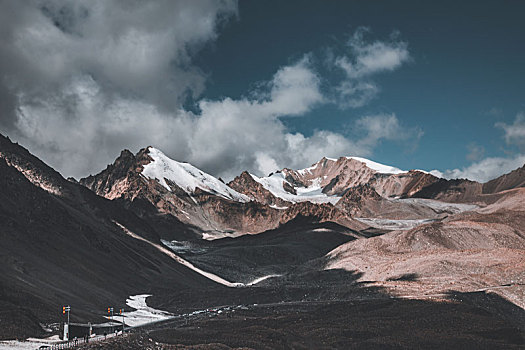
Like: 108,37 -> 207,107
245,274 -> 281,286
298,156 -> 437,178
0,336 -> 63,349
250,172 -> 340,204
355,217 -> 437,230
142,148 -> 249,202
393,198 -> 478,213
118,294 -> 173,327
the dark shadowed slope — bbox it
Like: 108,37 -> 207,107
164,217 -> 365,283
0,134 -> 218,339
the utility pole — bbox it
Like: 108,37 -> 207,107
120,308 -> 125,334
108,307 -> 114,333
62,305 -> 71,340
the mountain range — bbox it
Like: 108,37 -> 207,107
78,145 -> 525,237
1,132 -> 524,347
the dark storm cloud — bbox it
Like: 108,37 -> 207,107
0,0 -> 237,108
0,0 -> 238,176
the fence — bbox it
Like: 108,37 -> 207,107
42,331 -> 123,349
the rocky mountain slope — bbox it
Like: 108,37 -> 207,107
483,164 -> 525,194
80,145 -> 525,238
80,147 -> 277,235
410,165 -> 525,203
326,187 -> 525,309
80,147 -> 364,237
229,156 -> 439,202
0,134 -> 219,338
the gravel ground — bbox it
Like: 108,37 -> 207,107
73,296 -> 524,350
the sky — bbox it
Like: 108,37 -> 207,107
0,0 -> 524,182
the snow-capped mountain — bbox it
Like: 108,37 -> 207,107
248,171 -> 341,205
286,156 -> 405,193
142,147 -> 249,202
80,147 -> 362,236
140,149 -> 415,206
229,156 -> 439,206
79,145 -> 525,238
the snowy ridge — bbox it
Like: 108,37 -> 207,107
142,148 -> 249,202
346,156 -> 405,174
250,172 -> 340,204
296,157 -> 336,176
250,155 -> 408,204
297,156 -> 405,176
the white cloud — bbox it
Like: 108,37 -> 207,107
0,1 -> 237,116
183,57 -> 346,178
336,28 -> 410,79
12,58 -> 329,178
336,81 -> 379,108
258,56 -> 325,116
181,76 -> 422,178
14,58 -> 423,180
333,27 -> 410,108
353,114 -> 423,151
255,152 -> 280,176
2,5 -> 421,180
496,112 -> 525,150
432,113 -> 525,182
15,75 -> 192,177
436,154 -> 525,183
466,142 -> 485,161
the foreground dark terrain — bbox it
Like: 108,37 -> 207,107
75,296 -> 525,349
150,298 -> 525,349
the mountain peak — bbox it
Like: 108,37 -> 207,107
344,156 -> 405,175
141,147 -> 250,202
297,156 -> 405,179
119,149 -> 135,159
